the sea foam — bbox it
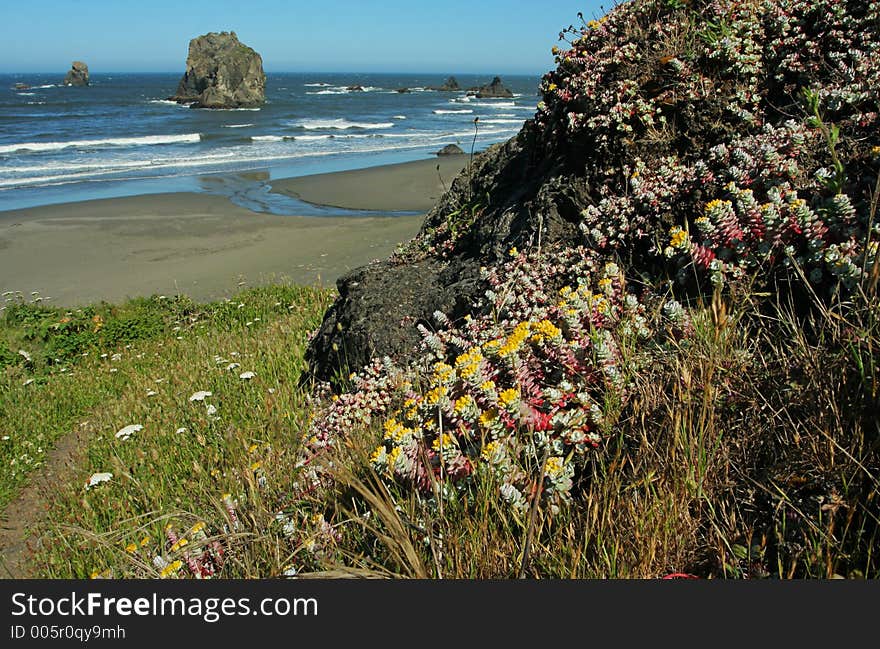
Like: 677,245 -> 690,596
289,118 -> 395,130
0,133 -> 201,154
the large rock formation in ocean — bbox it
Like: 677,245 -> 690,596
168,32 -> 265,109
63,61 -> 89,87
475,76 -> 513,98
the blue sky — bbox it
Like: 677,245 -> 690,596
0,1 -> 605,74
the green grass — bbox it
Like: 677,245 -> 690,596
0,285 -> 333,576
2,281 -> 877,579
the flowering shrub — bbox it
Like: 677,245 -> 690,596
533,0 -> 879,290
305,247 -> 675,509
305,0 -> 879,528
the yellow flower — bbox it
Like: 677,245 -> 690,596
872,145 -> 880,158
669,226 -> 688,248
432,433 -> 457,452
140,536 -> 151,547
481,440 -> 502,462
386,446 -> 402,475
433,362 -> 454,383
454,394 -> 476,415
705,198 -> 731,213
125,543 -> 138,554
499,389 -> 520,408
383,418 -> 412,442
369,445 -> 386,465
170,538 -> 189,552
548,83 -> 557,91
508,246 -> 518,257
544,456 -> 564,477
531,319 -> 562,342
250,461 -> 262,471
160,560 -> 183,578
425,386 -> 447,405
479,380 -> 496,393
190,522 -> 206,535
248,443 -> 259,454
479,408 -> 499,428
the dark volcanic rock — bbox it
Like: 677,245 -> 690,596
347,85 -> 365,92
475,76 -> 513,98
63,61 -> 89,87
396,87 -> 411,93
168,31 -> 265,109
306,258 -> 484,382
306,119 -> 587,382
428,76 -> 461,91
436,144 -> 465,156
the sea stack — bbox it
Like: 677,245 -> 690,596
475,76 -> 513,98
430,76 -> 461,91
168,31 -> 265,109
63,61 -> 89,87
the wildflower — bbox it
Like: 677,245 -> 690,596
239,371 -> 256,380
85,472 -> 112,490
432,433 -> 457,452
125,543 -> 138,553
479,408 -> 499,428
189,391 -> 212,402
159,560 -> 183,578
454,394 -> 476,416
114,424 -> 142,441
669,226 -> 688,249
499,389 -> 520,408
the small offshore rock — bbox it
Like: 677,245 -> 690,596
63,61 -> 89,87
436,144 -> 465,156
475,76 -> 513,98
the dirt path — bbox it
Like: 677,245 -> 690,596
0,420 -> 96,578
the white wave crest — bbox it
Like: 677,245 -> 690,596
433,109 -> 473,115
251,135 -> 295,142
0,133 -> 201,154
290,118 -> 394,130
223,123 -> 255,128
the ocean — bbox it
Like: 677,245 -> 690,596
0,72 -> 540,213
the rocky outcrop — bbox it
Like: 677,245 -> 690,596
429,76 -> 461,91
306,122 -> 572,380
436,144 -> 465,156
346,85 -> 365,92
475,76 -> 513,98
396,87 -> 412,93
63,62 -> 89,87
168,32 -> 265,109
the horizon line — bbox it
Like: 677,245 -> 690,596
0,69 -> 546,76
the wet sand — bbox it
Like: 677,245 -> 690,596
271,156 -> 468,211
0,157 -> 468,306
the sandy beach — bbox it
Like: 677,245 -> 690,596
0,156 -> 468,306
